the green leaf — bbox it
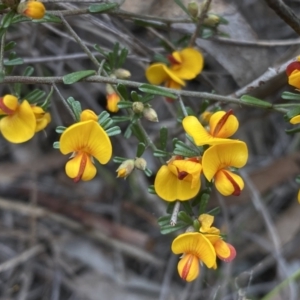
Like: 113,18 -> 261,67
124,124 -> 132,139
14,66 -> 35,97
11,15 -> 30,24
98,111 -> 110,125
157,215 -> 171,226
285,126 -> 300,134
282,91 -> 300,101
295,175 -> 300,185
23,66 -> 35,77
33,13 -> 62,23
193,219 -> 200,232
0,28 -> 7,39
101,118 -> 114,130
4,57 -> 23,66
55,126 -> 66,134
131,123 -> 146,143
67,97 -> 82,121
112,115 -> 131,123
93,44 -> 107,57
4,41 -> 16,52
0,70 -> 4,82
160,222 -> 187,235
160,127 -> 168,151
117,47 -> 128,68
131,91 -> 141,102
199,193 -> 210,215
285,107 -> 300,120
88,3 -> 118,13
206,207 -> 220,216
53,141 -> 60,149
136,142 -> 145,157
105,126 -> 121,136
117,84 -> 128,100
177,211 -> 193,225
40,86 -> 54,110
117,101 -> 133,109
113,156 -> 127,163
140,94 -> 155,103
63,70 -> 96,84
174,140 -> 200,157
1,11 -> 15,28
166,202 -> 176,214
139,84 -> 177,99
144,168 -> 152,177
24,89 -> 46,103
173,0 -> 191,17
148,185 -> 156,194
153,149 -> 169,158
240,95 -> 272,108
181,201 -> 194,216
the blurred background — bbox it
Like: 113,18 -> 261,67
0,0 -> 300,299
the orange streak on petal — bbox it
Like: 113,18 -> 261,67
223,170 -> 241,196
74,153 -> 87,183
181,254 -> 193,281
212,109 -> 233,136
0,97 -> 15,114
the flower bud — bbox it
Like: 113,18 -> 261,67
203,14 -> 220,27
134,157 -> 147,171
143,107 -> 158,122
187,1 -> 199,18
106,93 -> 120,113
132,101 -> 144,114
116,159 -> 135,178
114,68 -> 131,79
18,0 -> 46,20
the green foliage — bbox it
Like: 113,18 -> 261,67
240,95 -> 272,108
139,84 -> 177,99
88,3 -> 119,13
63,70 -> 96,84
67,97 -> 82,121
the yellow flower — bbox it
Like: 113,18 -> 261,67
59,120 -> 112,182
146,48 -> 204,90
202,142 -> 248,196
182,110 -> 239,146
106,93 -> 120,113
286,58 -> 300,89
290,115 -> 300,124
31,106 -> 51,132
171,232 -> 216,282
18,0 -> 46,20
0,95 -> 36,143
154,157 -> 202,201
199,214 -> 236,265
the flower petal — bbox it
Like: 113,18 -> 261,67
290,115 -> 300,125
80,109 -> 98,122
202,142 -> 248,181
209,110 -> 239,138
0,94 -> 18,114
154,165 -> 201,201
215,170 -> 244,196
171,232 -> 216,268
218,243 -> 236,262
162,65 -> 185,86
145,63 -> 169,85
199,214 -> 214,231
171,48 -> 204,79
60,120 -> 112,164
182,116 -> 239,146
288,69 -> 300,89
213,239 -> 230,260
177,254 -> 199,282
65,152 -> 97,181
0,100 -> 36,143
31,106 -> 51,132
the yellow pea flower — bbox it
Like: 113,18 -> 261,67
0,95 -> 36,143
106,84 -> 120,113
59,119 -> 112,182
154,157 -> 202,201
18,0 -> 46,20
202,141 -> 248,196
199,214 -> 236,265
31,105 -> 51,132
182,110 -> 239,146
171,232 -> 216,282
146,48 -> 204,90
286,58 -> 300,89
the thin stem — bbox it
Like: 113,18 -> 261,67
170,201 -> 180,226
2,75 -> 288,113
0,31 -> 6,73
52,83 -> 76,121
177,94 -> 188,117
59,14 -> 101,68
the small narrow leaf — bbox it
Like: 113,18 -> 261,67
158,215 -> 172,226
131,91 -> 141,102
173,0 -> 191,17
199,193 -> 210,215
148,185 -> 156,194
33,13 -> 62,23
285,107 -> 300,120
282,91 -> 300,101
98,111 -> 110,125
131,123 -> 146,143
206,207 -> 220,216
112,115 -> 131,123
55,126 -> 66,134
144,168 -> 152,177
117,84 -> 128,100
240,95 -> 272,108
160,222 -> 187,235
117,101 -> 133,109
24,89 -> 46,103
2,11 -> 15,28
101,118 -> 114,130
153,149 -> 169,158
4,41 -> 16,52
139,84 -> 177,99
53,141 -> 60,149
63,70 -> 95,84
124,124 -> 132,139
285,127 -> 300,134
160,127 -> 168,151
4,57 -> 23,66
113,156 -> 127,163
89,3 -> 118,13
136,142 -> 146,157
106,126 -> 121,136
177,211 -> 193,225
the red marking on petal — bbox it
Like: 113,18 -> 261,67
0,98 -> 15,114
212,109 -> 233,137
286,61 -> 300,76
219,243 -> 236,262
178,171 -> 188,180
181,255 -> 193,281
223,170 -> 241,196
167,54 -> 180,65
73,153 -> 87,183
186,157 -> 199,163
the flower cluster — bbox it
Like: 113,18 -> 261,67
58,109 -> 112,182
172,214 -> 236,282
0,94 -> 51,143
155,110 -> 248,201
146,48 -> 203,90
